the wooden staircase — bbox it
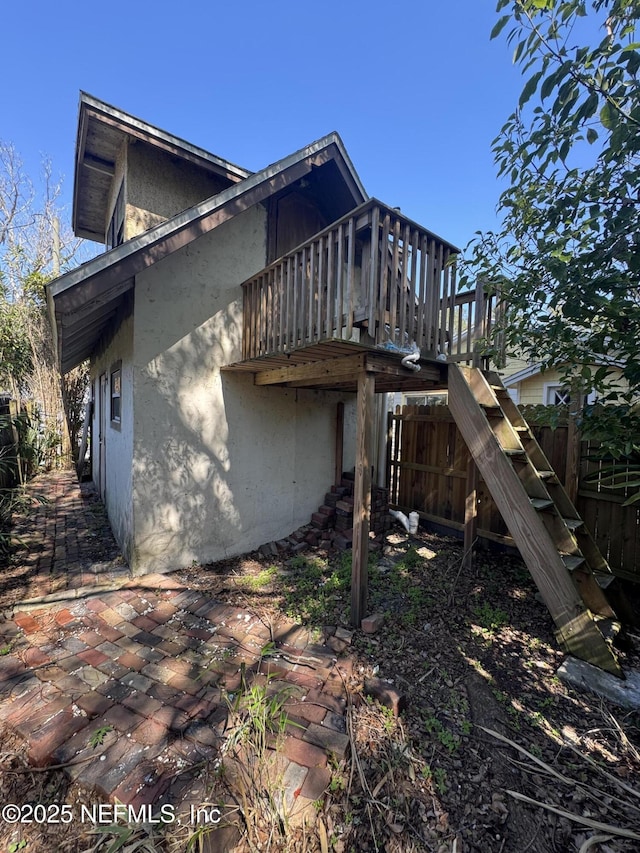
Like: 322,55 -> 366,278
448,363 -> 622,677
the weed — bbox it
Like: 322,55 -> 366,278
472,601 -> 509,632
88,820 -> 163,852
329,774 -> 345,794
421,764 -> 447,794
379,704 -> 396,734
88,725 -> 113,748
491,688 -> 509,705
239,565 -> 278,591
402,546 -> 422,569
434,767 -> 447,793
221,672 -> 302,848
227,678 -> 294,753
8,842 -> 27,853
422,714 -> 460,753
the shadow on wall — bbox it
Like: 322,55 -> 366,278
132,304 -> 242,571
130,304 -> 342,573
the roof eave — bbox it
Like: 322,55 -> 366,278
52,132 -> 367,373
72,92 -> 254,240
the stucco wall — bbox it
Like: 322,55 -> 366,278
125,142 -> 229,239
131,205 -> 352,573
90,311 -> 134,561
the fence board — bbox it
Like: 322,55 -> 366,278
389,404 -> 640,581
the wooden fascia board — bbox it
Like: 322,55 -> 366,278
61,308 -> 119,339
254,354 -> 367,386
82,104 -> 250,184
59,278 -> 134,327
365,353 -> 443,383
253,352 -> 444,389
72,105 -> 91,236
328,141 -> 367,205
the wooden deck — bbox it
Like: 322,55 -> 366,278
223,339 -> 447,393
225,205 -> 622,675
227,200 -> 504,629
240,199 -> 500,368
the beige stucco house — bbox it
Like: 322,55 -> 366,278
45,94 -> 626,674
50,92 -> 479,579
48,94 -> 377,573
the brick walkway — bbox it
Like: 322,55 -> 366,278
0,472 -> 352,833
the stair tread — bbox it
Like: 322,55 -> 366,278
563,554 -> 586,571
562,517 -> 583,531
595,573 -> 616,589
594,616 -> 622,640
503,447 -> 527,457
537,470 -> 556,480
530,498 -> 554,510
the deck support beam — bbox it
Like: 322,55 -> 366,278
351,370 -> 375,627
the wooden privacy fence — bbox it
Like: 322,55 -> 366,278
388,404 -> 640,582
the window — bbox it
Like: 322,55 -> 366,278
106,182 -> 125,250
544,384 -> 571,406
110,363 -> 121,425
404,392 -> 448,407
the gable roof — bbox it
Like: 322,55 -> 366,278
73,93 -> 252,242
48,129 -> 367,373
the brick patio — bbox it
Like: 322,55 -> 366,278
0,471 -> 352,830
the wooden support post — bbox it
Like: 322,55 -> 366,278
335,401 -> 344,487
463,455 -> 478,569
565,389 -> 583,505
351,371 -> 374,627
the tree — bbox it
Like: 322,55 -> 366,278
0,141 -> 90,468
464,0 -> 640,457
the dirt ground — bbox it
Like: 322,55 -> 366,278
2,525 -> 640,852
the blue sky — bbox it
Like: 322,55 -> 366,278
1,1 -> 524,252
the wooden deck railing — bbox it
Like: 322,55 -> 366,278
242,199 -> 500,365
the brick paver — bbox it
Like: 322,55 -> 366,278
0,471 -> 353,824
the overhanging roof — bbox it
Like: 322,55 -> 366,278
502,363 -> 544,386
73,93 -> 252,242
48,132 -> 368,373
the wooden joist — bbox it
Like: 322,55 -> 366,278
250,349 -> 443,391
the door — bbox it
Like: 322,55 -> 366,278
98,373 -> 107,501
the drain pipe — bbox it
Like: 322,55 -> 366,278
389,508 -> 420,534
401,350 -> 421,372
